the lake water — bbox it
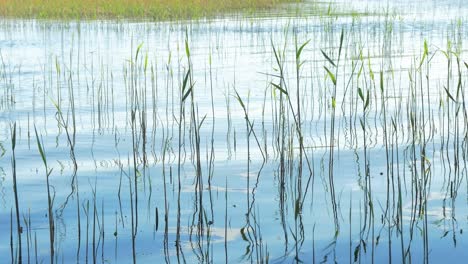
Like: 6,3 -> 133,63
0,0 -> 467,263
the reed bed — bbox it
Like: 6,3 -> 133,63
0,0 -> 300,20
0,0 -> 467,263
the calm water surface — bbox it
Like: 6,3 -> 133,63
0,0 -> 467,263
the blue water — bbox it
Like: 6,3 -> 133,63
0,0 -> 467,262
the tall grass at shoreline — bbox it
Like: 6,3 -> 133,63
0,2 -> 467,262
0,0 -> 301,20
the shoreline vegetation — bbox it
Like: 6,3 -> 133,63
0,0 -> 301,20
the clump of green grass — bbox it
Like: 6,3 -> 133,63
0,0 -> 301,20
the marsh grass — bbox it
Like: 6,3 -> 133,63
1,2 -> 468,262
10,123 -> 22,263
0,0 -> 301,20
34,126 -> 55,264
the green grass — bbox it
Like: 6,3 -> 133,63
0,0 -> 301,20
